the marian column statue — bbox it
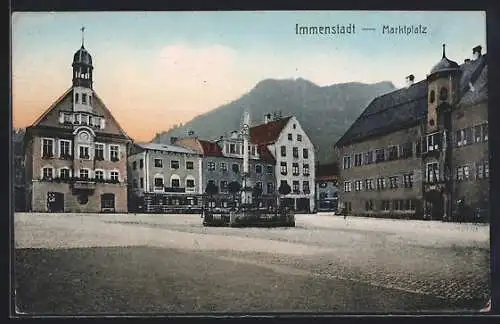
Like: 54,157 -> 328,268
240,111 -> 253,206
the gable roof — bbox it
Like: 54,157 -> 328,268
136,142 -> 198,155
256,144 -> 276,164
31,87 -> 73,126
29,86 -> 131,141
92,92 -> 131,141
335,54 -> 488,148
198,140 -> 224,157
250,116 -> 292,145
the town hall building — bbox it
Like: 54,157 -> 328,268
23,32 -> 131,213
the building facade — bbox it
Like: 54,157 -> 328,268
127,143 -> 203,213
250,114 -> 316,212
23,38 -> 131,213
13,128 -> 26,212
315,163 -> 339,212
335,45 -> 488,222
175,135 -> 277,210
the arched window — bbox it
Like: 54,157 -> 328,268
58,167 -> 71,180
110,170 -> 120,183
429,90 -> 435,103
439,87 -> 448,101
94,169 -> 104,181
170,174 -> 181,188
41,166 -> 54,180
79,168 -> 90,180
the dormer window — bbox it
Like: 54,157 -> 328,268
64,113 -> 72,124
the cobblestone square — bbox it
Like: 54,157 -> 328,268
14,213 -> 490,314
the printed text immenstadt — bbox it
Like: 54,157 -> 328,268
295,24 -> 356,35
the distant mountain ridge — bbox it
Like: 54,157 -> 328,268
153,78 -> 396,164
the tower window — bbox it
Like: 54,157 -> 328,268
82,94 -> 87,104
89,96 -> 92,105
429,90 -> 435,103
439,87 -> 448,101
75,93 -> 79,104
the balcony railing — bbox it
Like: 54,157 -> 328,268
422,149 -> 441,159
164,187 -> 186,193
71,179 -> 97,190
59,153 -> 73,160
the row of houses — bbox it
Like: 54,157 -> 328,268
14,39 -> 338,214
334,45 -> 489,222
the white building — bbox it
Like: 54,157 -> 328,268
127,143 -> 203,213
250,114 -> 316,212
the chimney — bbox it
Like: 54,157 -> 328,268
405,74 -> 415,87
264,113 -> 272,124
170,136 -> 178,145
472,45 -> 482,60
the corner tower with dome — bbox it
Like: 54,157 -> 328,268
335,44 -> 488,222
23,28 -> 132,213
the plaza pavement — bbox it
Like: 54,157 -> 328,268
13,212 -> 490,314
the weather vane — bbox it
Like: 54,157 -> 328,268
81,26 -> 86,47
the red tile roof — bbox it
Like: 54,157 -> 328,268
198,140 -> 223,157
257,144 -> 276,164
316,175 -> 338,182
250,116 -> 292,145
316,163 -> 339,178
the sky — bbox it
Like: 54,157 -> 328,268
12,11 -> 486,142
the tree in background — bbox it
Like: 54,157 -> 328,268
228,181 -> 241,210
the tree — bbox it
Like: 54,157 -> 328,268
252,185 -> 263,197
252,185 -> 263,208
204,182 -> 218,210
278,181 -> 291,196
205,182 -> 219,196
278,181 -> 292,209
228,181 -> 241,209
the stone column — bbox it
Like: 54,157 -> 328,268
442,192 -> 448,221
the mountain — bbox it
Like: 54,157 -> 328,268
152,78 -> 396,164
